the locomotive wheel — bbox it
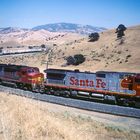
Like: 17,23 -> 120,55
122,99 -> 130,107
16,83 -> 21,89
64,91 -> 71,98
27,85 -> 33,91
116,97 -> 132,107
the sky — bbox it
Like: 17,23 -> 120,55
0,0 -> 140,29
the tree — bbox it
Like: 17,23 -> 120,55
66,54 -> 85,65
41,44 -> 46,48
88,32 -> 100,42
74,54 -> 85,65
115,24 -> 127,39
66,56 -> 76,65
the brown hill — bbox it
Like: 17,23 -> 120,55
0,29 -> 83,47
0,25 -> 139,73
46,25 -> 140,73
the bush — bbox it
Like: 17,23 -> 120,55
66,54 -> 85,65
66,56 -> 76,65
115,24 -> 127,39
41,44 -> 46,48
88,32 -> 100,42
74,54 -> 85,65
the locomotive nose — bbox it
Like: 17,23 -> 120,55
34,73 -> 44,83
37,73 -> 44,83
28,73 -> 44,84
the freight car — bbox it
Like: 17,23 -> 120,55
0,64 -> 44,91
44,68 -> 140,106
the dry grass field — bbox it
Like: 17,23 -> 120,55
0,92 -> 140,140
45,25 -> 140,73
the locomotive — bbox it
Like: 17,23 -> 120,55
0,64 -> 44,91
44,69 -> 140,106
0,64 -> 140,106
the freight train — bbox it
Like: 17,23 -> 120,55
0,64 -> 140,106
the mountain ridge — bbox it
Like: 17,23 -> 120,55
0,23 -> 106,35
0,27 -> 29,34
32,22 -> 107,34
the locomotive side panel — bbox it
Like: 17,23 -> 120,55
45,69 -> 67,85
65,71 -> 136,95
3,67 -> 20,80
0,65 -> 20,81
65,71 -> 96,90
95,72 -> 108,90
96,72 -> 136,95
106,73 -> 119,92
65,71 -> 109,91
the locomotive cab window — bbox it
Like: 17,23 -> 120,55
119,74 -> 124,79
34,68 -> 39,73
47,73 -> 66,80
96,73 -> 106,78
27,68 -> 39,74
0,67 -> 2,71
135,78 -> 140,83
4,67 -> 16,72
27,69 -> 34,73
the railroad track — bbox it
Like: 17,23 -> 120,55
0,85 -> 140,119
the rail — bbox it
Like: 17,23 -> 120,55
0,85 -> 140,119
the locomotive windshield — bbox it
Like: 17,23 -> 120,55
135,74 -> 140,83
96,73 -> 106,78
47,73 -> 66,80
27,68 -> 39,74
135,77 -> 140,83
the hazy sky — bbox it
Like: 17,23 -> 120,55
0,0 -> 140,28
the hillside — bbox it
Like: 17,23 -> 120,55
45,25 -> 140,73
0,30 -> 85,47
0,25 -> 140,73
32,22 -> 106,34
0,23 -> 106,47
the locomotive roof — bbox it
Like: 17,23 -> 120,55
45,68 -> 138,75
45,68 -> 74,72
96,71 -> 137,75
0,64 -> 36,70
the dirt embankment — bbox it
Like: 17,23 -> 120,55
0,92 -> 140,140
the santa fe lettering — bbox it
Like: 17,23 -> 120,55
69,77 -> 106,88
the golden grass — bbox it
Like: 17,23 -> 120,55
0,92 -> 140,140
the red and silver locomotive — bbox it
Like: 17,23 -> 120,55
44,69 -> 140,105
0,64 -> 44,91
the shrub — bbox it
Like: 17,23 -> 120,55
88,32 -> 100,42
66,54 -> 85,65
